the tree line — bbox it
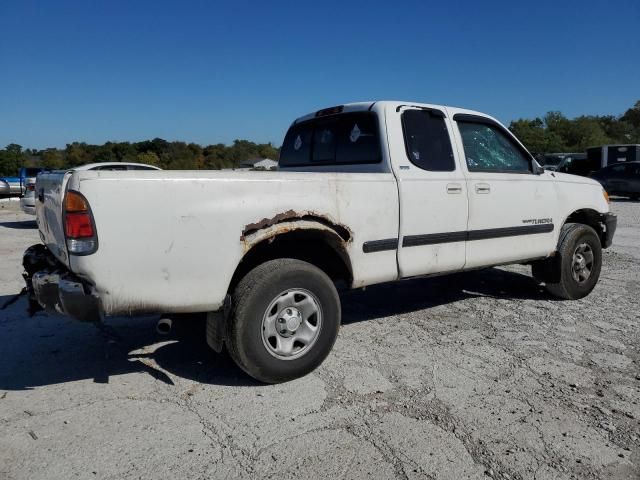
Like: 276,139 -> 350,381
0,139 -> 280,176
509,100 -> 640,154
1,100 -> 639,176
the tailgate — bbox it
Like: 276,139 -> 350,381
35,171 -> 72,267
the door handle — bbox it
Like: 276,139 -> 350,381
446,183 -> 462,194
475,183 -> 490,194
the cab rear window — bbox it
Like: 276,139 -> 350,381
280,113 -> 381,167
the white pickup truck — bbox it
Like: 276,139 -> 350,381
24,101 -> 617,383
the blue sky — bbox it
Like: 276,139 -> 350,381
1,0 -> 638,149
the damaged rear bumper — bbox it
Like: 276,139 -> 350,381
23,244 -> 101,322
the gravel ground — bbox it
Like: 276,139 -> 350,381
0,201 -> 638,479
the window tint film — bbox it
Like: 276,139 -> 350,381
335,114 -> 380,164
279,113 -> 381,167
458,123 -> 531,173
312,124 -> 336,163
402,110 -> 455,171
280,123 -> 313,166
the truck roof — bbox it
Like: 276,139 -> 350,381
291,100 -> 499,126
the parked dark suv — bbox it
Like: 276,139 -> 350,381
590,161 -> 640,200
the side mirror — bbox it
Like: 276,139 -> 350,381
532,161 -> 545,175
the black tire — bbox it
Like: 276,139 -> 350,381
226,258 -> 341,383
543,223 -> 602,300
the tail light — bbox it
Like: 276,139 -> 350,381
26,183 -> 36,192
64,190 -> 98,255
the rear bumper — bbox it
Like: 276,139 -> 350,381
602,213 -> 617,249
23,244 -> 101,322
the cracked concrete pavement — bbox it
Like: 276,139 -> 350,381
0,200 -> 638,479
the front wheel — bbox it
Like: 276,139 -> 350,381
540,223 -> 602,300
226,259 -> 341,383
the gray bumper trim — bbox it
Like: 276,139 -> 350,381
32,271 -> 101,322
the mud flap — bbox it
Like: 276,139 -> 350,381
531,256 -> 561,284
206,311 -> 226,353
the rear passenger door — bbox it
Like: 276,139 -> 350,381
451,113 -> 557,268
388,106 -> 469,278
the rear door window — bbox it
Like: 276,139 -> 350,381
401,110 -> 455,171
280,113 -> 381,167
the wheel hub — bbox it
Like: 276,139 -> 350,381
261,289 -> 323,360
277,307 -> 302,336
571,242 -> 594,284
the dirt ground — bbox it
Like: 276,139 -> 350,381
0,200 -> 638,479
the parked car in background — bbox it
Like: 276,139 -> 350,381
0,176 -> 22,196
19,167 -> 48,194
19,178 -> 37,214
539,153 -> 585,171
587,144 -> 640,170
20,162 -> 161,215
590,161 -> 640,200
70,162 -> 161,171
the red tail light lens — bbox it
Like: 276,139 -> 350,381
65,212 -> 94,238
26,183 -> 36,192
63,190 -> 98,254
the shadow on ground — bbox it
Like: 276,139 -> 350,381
0,267 -> 545,391
0,219 -> 37,229
611,197 -> 639,203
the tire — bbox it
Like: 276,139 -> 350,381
226,258 -> 341,383
543,223 -> 602,300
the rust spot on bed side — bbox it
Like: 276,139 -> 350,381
241,210 -> 352,242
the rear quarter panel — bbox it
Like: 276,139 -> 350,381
68,170 -> 399,316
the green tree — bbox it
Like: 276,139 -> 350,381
40,149 -> 64,169
136,151 -> 160,166
621,100 -> 640,128
509,118 -> 549,154
561,116 -> 610,151
0,144 -> 27,176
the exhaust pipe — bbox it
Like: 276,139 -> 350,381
156,317 -> 172,335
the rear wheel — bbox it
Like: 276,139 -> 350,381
539,223 -> 602,300
226,259 -> 341,383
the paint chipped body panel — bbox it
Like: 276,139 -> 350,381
30,101 -> 612,319
62,169 -> 399,315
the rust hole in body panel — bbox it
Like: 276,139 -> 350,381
241,210 -> 352,242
